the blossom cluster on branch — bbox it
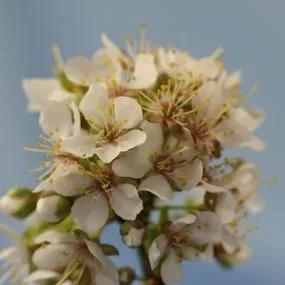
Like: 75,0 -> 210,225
0,32 -> 265,285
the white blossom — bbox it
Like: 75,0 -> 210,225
22,78 -> 74,112
62,83 -> 146,163
31,230 -> 119,285
1,32 -> 266,285
113,121 -> 203,201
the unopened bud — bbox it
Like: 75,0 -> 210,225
119,267 -> 136,285
121,221 -> 146,247
36,195 -> 71,223
0,187 -> 36,219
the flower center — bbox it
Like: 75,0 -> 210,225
85,167 -> 117,201
168,228 -> 188,246
101,123 -> 122,142
187,117 -> 210,142
153,154 -> 175,174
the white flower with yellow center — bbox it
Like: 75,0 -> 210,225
148,212 -> 222,284
215,107 -> 265,151
34,161 -> 143,235
112,121 -> 203,201
1,32 -> 267,285
64,34 -> 158,89
29,230 -> 119,285
158,47 -> 223,81
62,83 -> 147,163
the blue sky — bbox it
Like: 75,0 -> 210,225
0,1 -> 284,284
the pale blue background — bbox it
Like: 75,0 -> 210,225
0,1 -> 284,284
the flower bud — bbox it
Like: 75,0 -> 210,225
121,221 -> 146,247
36,195 -> 71,223
0,187 -> 36,219
119,267 -> 136,285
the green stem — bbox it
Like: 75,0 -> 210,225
137,196 -> 165,285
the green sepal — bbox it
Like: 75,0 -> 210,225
101,244 -> 120,256
55,196 -> 72,221
8,187 -> 32,198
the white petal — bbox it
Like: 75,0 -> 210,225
79,84 -> 108,125
215,118 -> 251,148
122,227 -> 145,247
229,108 -> 264,131
188,57 -> 221,79
34,230 -> 77,245
139,120 -> 163,157
128,54 -> 158,89
52,164 -> 91,196
118,130 -> 147,152
228,162 -> 259,191
241,136 -> 266,151
39,102 -> 73,140
32,244 -> 76,271
200,244 -> 214,261
215,192 -> 236,224
0,247 -> 18,260
148,234 -> 168,269
139,174 -> 173,202
171,214 -> 196,232
93,142 -> 121,163
92,48 -> 122,82
161,249 -> 182,284
70,102 -> 81,136
61,134 -> 96,158
245,192 -> 263,213
96,260 -> 119,285
110,184 -> 143,220
36,196 -> 63,223
221,227 -> 238,254
173,158 -> 203,190
0,195 -> 25,216
194,81 -> 225,120
101,34 -> 123,60
172,214 -> 196,225
224,70 -> 242,90
49,89 -> 75,105
85,240 -> 107,266
64,56 -> 98,86
188,211 -> 222,245
33,177 -> 53,193
71,196 -> 109,235
112,148 -> 151,179
202,181 -> 225,193
24,270 -> 60,283
114,96 -> 143,129
22,78 -> 61,112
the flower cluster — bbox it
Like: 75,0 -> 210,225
0,32 -> 265,285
